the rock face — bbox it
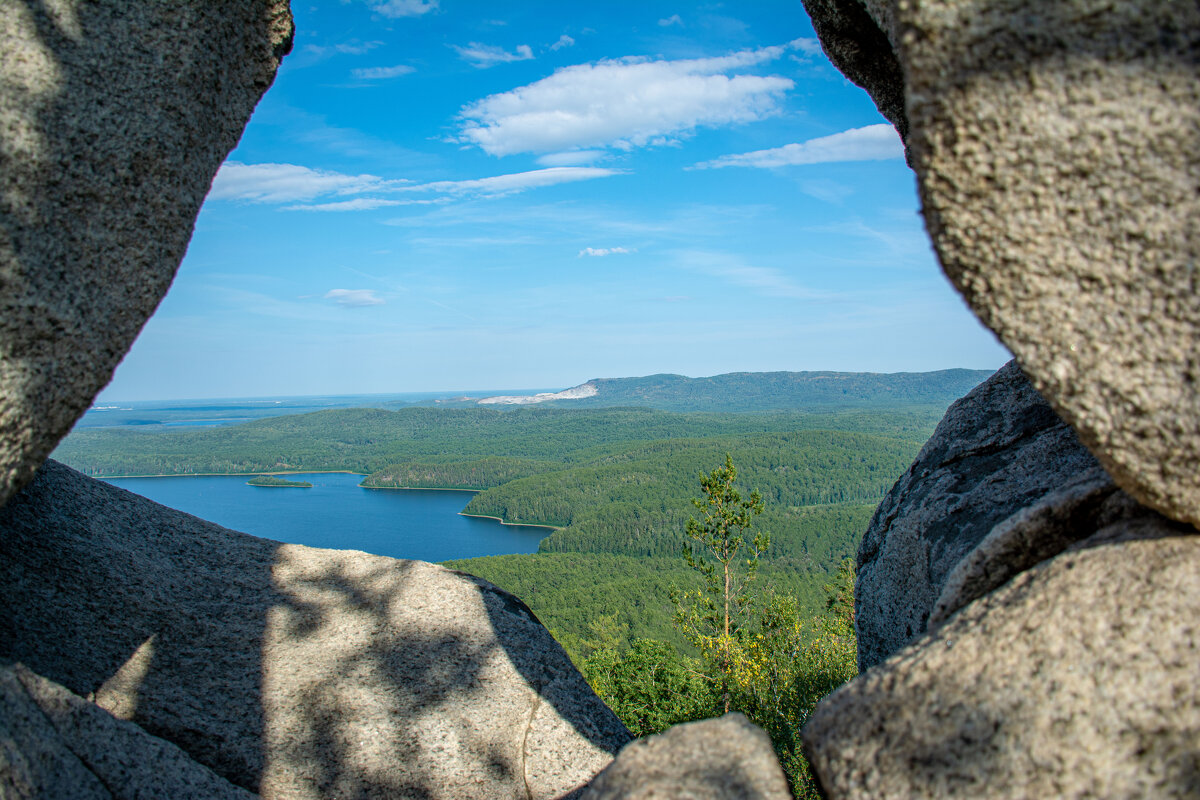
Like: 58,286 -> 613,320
856,360 -> 1104,670
581,714 -> 792,800
0,460 -> 630,799
804,513 -> 1200,799
801,2 -> 1200,796
802,0 -> 1200,527
0,0 -> 294,508
0,661 -> 254,800
0,4 -> 641,797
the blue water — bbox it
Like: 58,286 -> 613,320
103,473 -> 547,563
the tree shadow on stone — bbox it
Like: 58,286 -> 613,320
0,461 -> 626,798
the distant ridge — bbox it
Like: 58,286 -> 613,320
475,369 -> 996,413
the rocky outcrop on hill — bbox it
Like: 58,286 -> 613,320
803,0 -> 1200,527
0,460 -> 630,798
806,508 -> 1199,799
582,714 -> 791,800
0,0 -> 293,508
800,1 -> 1200,797
856,360 -> 1105,669
0,661 -> 255,800
0,2 -> 639,797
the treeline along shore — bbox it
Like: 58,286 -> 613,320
53,402 -> 947,651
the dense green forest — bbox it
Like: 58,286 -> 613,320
444,504 -> 873,658
54,405 -> 941,478
460,431 -> 913,557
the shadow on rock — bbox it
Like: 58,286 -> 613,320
0,460 -> 628,798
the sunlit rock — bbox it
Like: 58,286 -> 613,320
0,460 -> 630,798
0,0 -> 293,507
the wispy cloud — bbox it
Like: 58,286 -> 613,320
790,39 -> 824,57
536,150 -> 606,167
285,197 -> 444,212
674,250 -> 827,300
550,34 -> 575,51
453,42 -> 534,68
304,40 -> 384,57
456,40 -> 815,156
693,124 -> 903,169
579,246 -> 635,257
212,162 -> 622,210
799,179 -> 855,204
804,219 -> 931,263
352,65 -> 416,80
208,162 -> 398,203
366,0 -> 437,18
658,14 -> 683,27
411,166 -> 622,197
325,289 -> 385,307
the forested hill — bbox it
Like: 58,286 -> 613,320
53,405 -> 944,478
502,369 -> 994,412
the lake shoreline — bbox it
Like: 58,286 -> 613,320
458,512 -> 559,531
93,469 -> 365,479
101,472 -> 547,561
99,472 -> 556,533
361,484 -> 482,493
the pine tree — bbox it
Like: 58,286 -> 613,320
672,454 -> 768,713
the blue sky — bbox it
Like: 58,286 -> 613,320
99,0 -> 1009,402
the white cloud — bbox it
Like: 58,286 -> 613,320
457,41 -> 811,156
407,166 -> 621,197
791,39 -> 824,57
325,289 -> 385,307
693,123 -> 903,169
352,64 -> 415,79
454,42 -> 534,68
535,149 -> 606,167
285,198 -> 426,212
367,0 -> 437,18
658,14 -> 683,27
579,247 -> 635,257
212,163 -> 622,210
304,40 -> 384,57
208,162 -> 396,203
550,34 -> 575,51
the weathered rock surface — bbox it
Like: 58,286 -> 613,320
929,478 -> 1138,627
0,0 -> 294,508
904,1 -> 1200,527
803,0 -> 1200,527
856,360 -> 1105,670
804,513 -> 1200,799
581,714 -> 791,800
0,460 -> 630,799
0,661 -> 254,800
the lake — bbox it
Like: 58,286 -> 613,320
103,472 -> 548,563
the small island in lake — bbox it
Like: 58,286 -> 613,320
247,475 -> 312,488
